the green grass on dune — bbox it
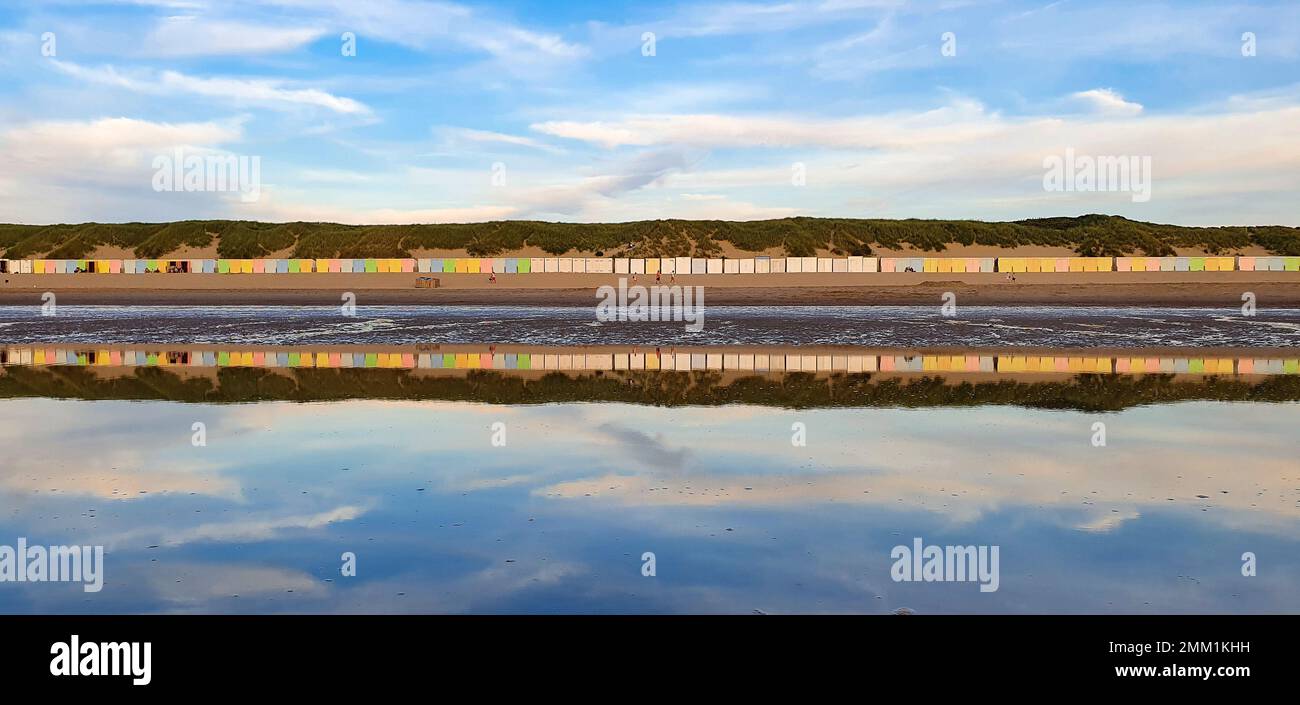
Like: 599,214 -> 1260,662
2,215 -> 1297,260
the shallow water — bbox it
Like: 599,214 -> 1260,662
2,305 -> 1300,348
0,397 -> 1296,614
0,306 -> 1296,614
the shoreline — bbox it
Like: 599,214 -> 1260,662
3,279 -> 1300,307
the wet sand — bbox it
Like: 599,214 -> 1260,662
2,272 -> 1299,307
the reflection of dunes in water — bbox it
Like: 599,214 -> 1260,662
2,344 -> 1298,376
4,349 -> 1300,411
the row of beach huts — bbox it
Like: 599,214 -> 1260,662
2,346 -> 1297,375
2,254 -> 1299,275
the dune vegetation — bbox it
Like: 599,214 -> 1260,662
2,215 -> 1298,260
2,365 -> 1300,413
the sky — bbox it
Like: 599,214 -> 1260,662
0,0 -> 1297,226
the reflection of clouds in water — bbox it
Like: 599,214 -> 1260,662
145,564 -> 326,612
2,396 -> 1298,613
101,504 -> 371,550
314,560 -> 588,615
529,404 -> 1300,537
0,399 -> 241,501
590,422 -> 692,471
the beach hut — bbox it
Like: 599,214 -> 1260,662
688,258 -> 704,275
629,258 -> 645,274
401,259 -> 416,273
1286,257 -> 1300,271
287,259 -> 300,274
504,258 -> 518,274
1238,257 -> 1255,271
588,258 -> 612,273
754,257 -> 770,274
831,258 -> 848,273
519,258 -> 533,273
359,258 -> 374,273
573,258 -> 588,273
704,258 -> 721,274
724,259 -> 739,274
735,258 -> 754,274
675,257 -> 691,275
1189,257 -> 1205,272
880,258 -> 896,272
660,257 -> 676,275
1159,257 -> 1175,271
786,257 -> 802,273
217,259 -> 231,274
417,258 -> 431,273
614,258 -> 629,274
558,258 -> 572,273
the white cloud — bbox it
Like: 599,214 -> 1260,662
1070,88 -> 1143,117
436,127 -> 564,154
51,60 -> 372,116
143,16 -> 327,56
0,116 -> 247,222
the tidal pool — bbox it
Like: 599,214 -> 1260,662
0,391 -> 1296,614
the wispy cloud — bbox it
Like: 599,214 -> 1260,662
50,60 -> 372,116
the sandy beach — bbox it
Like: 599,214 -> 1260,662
3,271 -> 1299,306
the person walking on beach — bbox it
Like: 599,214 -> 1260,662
489,271 -> 497,284
656,270 -> 662,283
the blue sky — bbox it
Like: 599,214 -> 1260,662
0,0 -> 1297,225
